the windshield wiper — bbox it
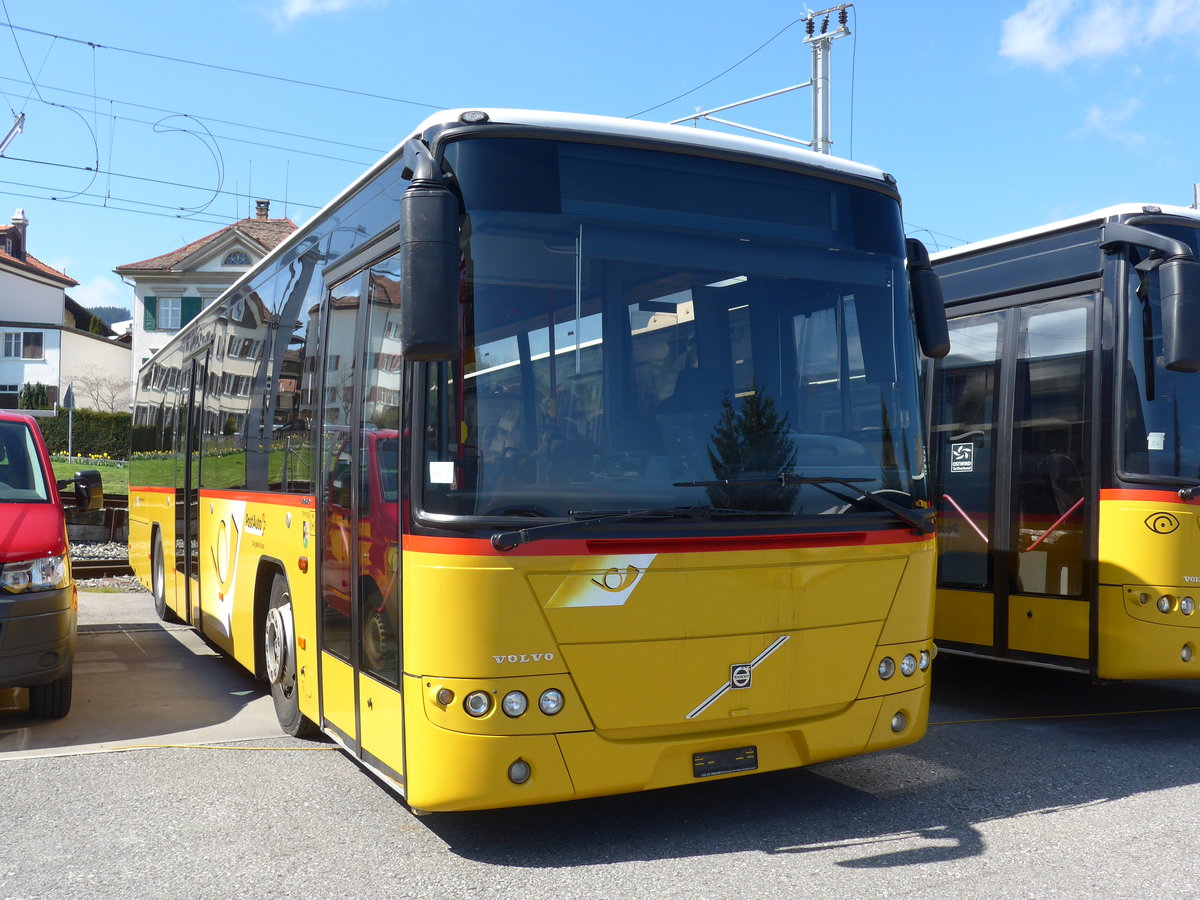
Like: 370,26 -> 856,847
490,505 -> 768,552
673,474 -> 935,534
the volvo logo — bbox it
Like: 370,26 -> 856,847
730,664 -> 752,689
492,653 -> 555,664
1145,512 -> 1181,534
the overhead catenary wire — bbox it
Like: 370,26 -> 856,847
1,21 -> 445,111
0,73 -> 387,156
628,16 -> 810,119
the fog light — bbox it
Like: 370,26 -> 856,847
435,687 -> 454,706
464,690 -> 492,717
890,711 -> 907,732
508,759 -> 531,784
1158,595 -> 1175,614
1184,644 -> 1194,663
1182,597 -> 1196,616
538,689 -> 564,715
502,690 -> 528,717
878,657 -> 896,680
919,650 -> 931,672
900,654 -> 917,676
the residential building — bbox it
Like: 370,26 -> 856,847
0,209 -> 131,411
114,200 -> 297,384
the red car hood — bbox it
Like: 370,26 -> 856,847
0,502 -> 67,564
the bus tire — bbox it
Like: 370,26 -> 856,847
264,573 -> 318,738
28,673 -> 72,719
151,529 -> 180,624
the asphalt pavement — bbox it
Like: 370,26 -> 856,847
2,592 -> 1200,898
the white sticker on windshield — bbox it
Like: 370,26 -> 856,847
1148,432 -> 1166,451
429,461 -> 455,483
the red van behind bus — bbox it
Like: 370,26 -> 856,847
0,411 -> 101,718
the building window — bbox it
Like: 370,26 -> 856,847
224,251 -> 251,266
2,332 -> 43,359
158,298 -> 181,331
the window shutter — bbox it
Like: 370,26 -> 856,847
181,296 -> 202,327
144,296 -> 157,331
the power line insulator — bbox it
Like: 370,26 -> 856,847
821,15 -> 829,33
839,7 -> 849,26
805,16 -> 815,36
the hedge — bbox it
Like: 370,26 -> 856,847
34,409 -> 132,459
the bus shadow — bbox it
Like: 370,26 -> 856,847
426,656 -> 1200,868
0,623 -> 283,757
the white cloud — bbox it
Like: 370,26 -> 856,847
1001,0 -> 1200,69
1082,98 -> 1146,143
265,0 -> 380,26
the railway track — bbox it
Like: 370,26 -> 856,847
71,558 -> 134,579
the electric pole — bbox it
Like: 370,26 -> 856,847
669,4 -> 853,155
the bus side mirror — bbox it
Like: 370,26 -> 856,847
906,238 -> 950,359
71,469 -> 103,512
1159,257 -> 1200,373
398,154 -> 461,362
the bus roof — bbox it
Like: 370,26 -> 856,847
932,203 -> 1200,262
137,108 -> 894,376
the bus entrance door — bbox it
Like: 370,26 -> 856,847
317,268 -> 405,784
177,351 -> 207,629
934,298 -> 1094,666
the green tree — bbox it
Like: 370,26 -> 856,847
18,382 -> 50,410
705,384 -> 798,511
88,316 -> 104,335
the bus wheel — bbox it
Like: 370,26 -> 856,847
28,673 -> 72,719
264,573 -> 318,738
151,530 -> 179,624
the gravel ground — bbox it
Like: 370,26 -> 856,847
70,540 -> 147,593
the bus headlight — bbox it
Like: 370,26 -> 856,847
1158,595 -> 1175,614
1182,597 -> 1196,616
464,691 -> 492,718
501,691 -> 528,718
0,555 -> 69,593
919,650 -> 931,671
900,654 -> 918,676
538,689 -> 564,715
878,657 -> 896,680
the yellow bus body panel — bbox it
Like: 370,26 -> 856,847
934,588 -> 994,647
401,535 -> 935,811
1098,494 -> 1200,678
359,672 -> 404,775
1006,595 -> 1088,659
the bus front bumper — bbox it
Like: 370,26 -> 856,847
403,684 -> 929,813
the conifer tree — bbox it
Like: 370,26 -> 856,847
705,382 -> 798,511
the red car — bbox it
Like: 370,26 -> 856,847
0,411 -> 102,718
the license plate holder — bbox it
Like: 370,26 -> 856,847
692,745 -> 758,778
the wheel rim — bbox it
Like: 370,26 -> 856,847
152,541 -> 164,602
265,605 -> 290,684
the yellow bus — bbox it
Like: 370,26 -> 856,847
929,204 -> 1200,679
129,108 -> 948,812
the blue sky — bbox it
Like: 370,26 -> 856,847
2,0 -> 1199,313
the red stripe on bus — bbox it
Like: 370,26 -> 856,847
199,489 -> 317,507
402,528 -> 929,557
128,485 -> 175,495
1100,489 -> 1200,505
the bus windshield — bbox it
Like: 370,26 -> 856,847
421,137 -> 926,521
1121,223 -> 1200,482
